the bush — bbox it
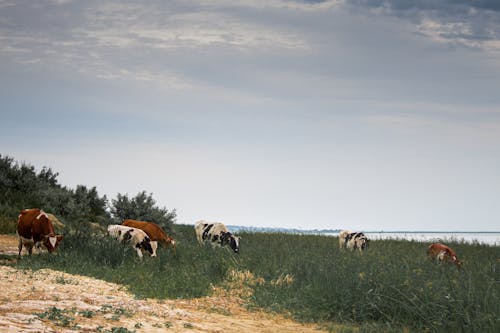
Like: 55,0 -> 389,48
0,155 -> 175,234
109,191 -> 176,232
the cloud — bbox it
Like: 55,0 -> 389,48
347,0 -> 500,51
0,1 -> 315,96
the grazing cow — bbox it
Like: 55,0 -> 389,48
194,220 -> 240,253
16,208 -> 63,256
339,230 -> 369,252
122,219 -> 176,257
107,224 -> 153,258
428,243 -> 462,269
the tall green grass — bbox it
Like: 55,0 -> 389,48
12,225 -> 500,332
15,225 -> 232,299
240,232 -> 499,332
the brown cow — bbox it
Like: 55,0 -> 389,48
122,219 -> 176,257
17,208 -> 63,256
427,242 -> 462,269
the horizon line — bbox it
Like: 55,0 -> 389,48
224,225 -> 500,233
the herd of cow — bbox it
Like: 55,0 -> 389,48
15,208 -> 462,269
15,208 -> 240,259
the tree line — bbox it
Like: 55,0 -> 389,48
0,154 -> 176,233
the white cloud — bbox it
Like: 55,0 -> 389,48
417,18 -> 500,52
197,0 -> 342,11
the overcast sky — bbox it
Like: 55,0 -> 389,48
1,0 -> 499,231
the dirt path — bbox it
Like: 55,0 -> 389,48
0,234 -> 328,333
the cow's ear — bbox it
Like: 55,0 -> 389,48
56,235 -> 63,241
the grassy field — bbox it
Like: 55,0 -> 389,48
11,224 -> 500,332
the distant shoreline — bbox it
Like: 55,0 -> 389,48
226,226 -> 500,234
365,231 -> 500,234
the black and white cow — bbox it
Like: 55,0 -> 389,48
107,224 -> 153,258
339,230 -> 369,252
194,220 -> 240,253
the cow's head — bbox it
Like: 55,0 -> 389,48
221,232 -> 240,253
451,255 -> 463,269
43,234 -> 63,253
361,239 -> 369,250
168,237 -> 177,256
357,236 -> 369,251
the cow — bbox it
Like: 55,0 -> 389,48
339,230 -> 369,252
16,208 -> 63,256
194,220 -> 240,253
122,219 -> 176,257
107,224 -> 154,258
427,242 -> 462,269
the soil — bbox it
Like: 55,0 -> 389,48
0,234 -> 328,333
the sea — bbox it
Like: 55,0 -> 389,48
362,232 -> 500,246
228,226 -> 500,246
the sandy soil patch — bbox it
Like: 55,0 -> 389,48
0,234 -> 328,332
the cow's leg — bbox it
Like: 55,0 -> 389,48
34,241 -> 44,254
151,241 -> 158,257
357,240 -> 363,252
196,232 -> 203,245
18,238 -> 23,257
135,247 -> 143,258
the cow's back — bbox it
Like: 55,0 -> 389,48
428,243 -> 446,258
210,223 -> 228,235
122,219 -> 172,245
428,243 -> 456,259
195,221 -> 228,243
17,209 -> 49,240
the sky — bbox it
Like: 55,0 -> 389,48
1,0 -> 499,231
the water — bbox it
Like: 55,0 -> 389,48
363,232 -> 500,246
229,226 -> 500,246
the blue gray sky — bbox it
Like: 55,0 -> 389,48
1,0 -> 499,231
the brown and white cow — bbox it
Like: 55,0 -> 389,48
339,230 -> 369,252
427,242 -> 462,269
194,220 -> 240,253
16,208 -> 63,256
122,219 -> 176,257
